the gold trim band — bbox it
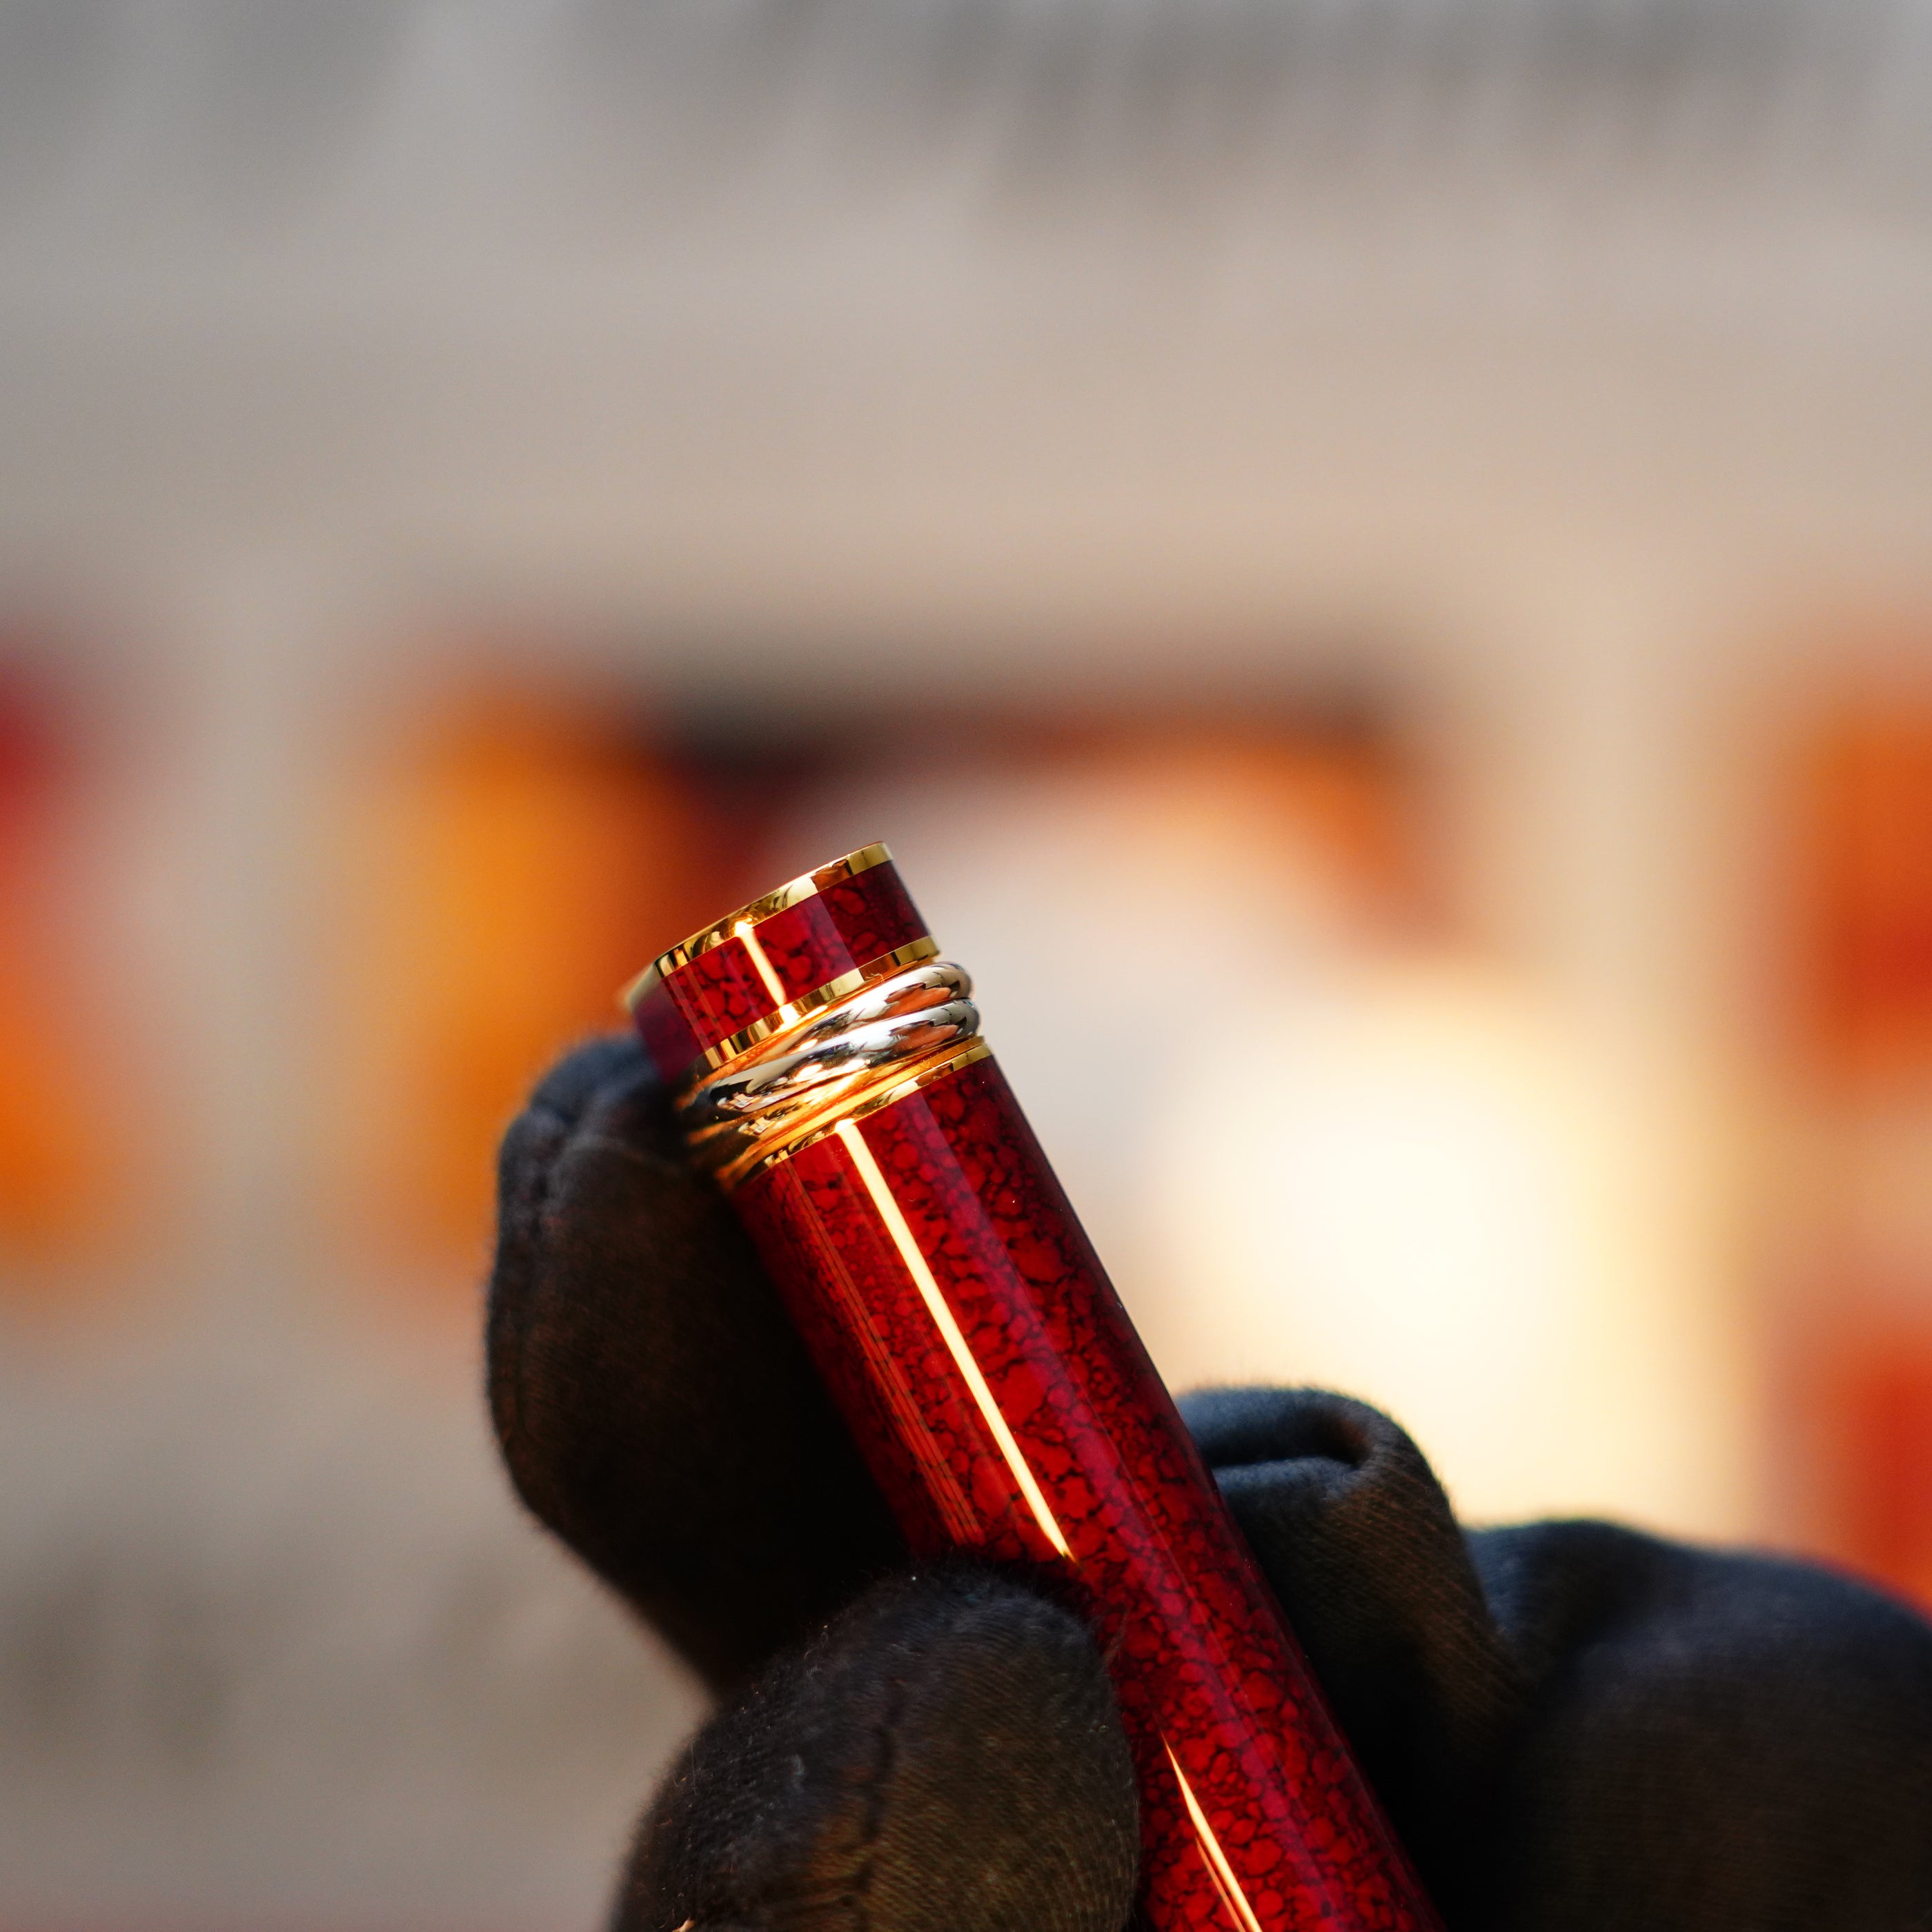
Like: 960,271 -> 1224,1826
722,1040 -> 991,1190
624,843 -> 894,1009
675,957 -> 985,1190
671,937 -> 941,1085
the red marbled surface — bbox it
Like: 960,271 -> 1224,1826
671,936 -> 772,1044
731,1058 -> 1439,1932
751,896 -> 861,1000
818,859 -> 924,966
637,859 -> 929,1070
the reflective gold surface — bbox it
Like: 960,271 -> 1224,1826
669,937 -> 942,1079
627,842 -> 894,1002
680,961 -> 983,1187
706,1036 -> 992,1190
732,918 -> 793,1012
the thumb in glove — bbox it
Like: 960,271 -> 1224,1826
622,1564 -> 1139,1932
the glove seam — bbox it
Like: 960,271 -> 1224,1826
847,1690 -> 901,1932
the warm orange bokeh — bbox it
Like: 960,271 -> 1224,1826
1130,723 -> 1427,931
323,695 -> 1419,1305
328,690 -> 716,1289
1800,708 -> 1932,1082
1789,692 -> 1932,1607
1810,1325 -> 1932,1610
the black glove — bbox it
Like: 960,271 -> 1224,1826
489,1036 -> 1932,1932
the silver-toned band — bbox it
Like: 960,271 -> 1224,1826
680,960 -> 981,1185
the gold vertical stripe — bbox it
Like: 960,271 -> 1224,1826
733,919 -> 798,1023
832,1118 -> 1073,1561
786,1181 -> 985,1546
1163,1739 -> 1268,1932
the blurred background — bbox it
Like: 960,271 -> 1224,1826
3,0 -> 1932,1924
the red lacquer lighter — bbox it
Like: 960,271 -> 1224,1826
624,844 -> 1439,1932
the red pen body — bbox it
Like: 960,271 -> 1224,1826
626,845 -> 1438,1932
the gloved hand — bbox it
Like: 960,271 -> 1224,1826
489,1036 -> 1932,1932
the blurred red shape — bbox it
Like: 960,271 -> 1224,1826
0,667 -> 141,1282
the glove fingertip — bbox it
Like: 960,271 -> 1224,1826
624,1565 -> 1139,1932
487,1032 -> 905,1690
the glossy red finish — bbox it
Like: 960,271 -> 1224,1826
631,986 -> 702,1087
728,1058 -> 1440,1932
635,856 -> 928,1072
671,933 -> 776,1043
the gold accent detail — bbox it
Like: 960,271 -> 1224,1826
834,1118 -> 1072,1562
627,842 -> 896,1007
822,1035 -> 989,1126
733,919 -> 799,1023
1162,1740 -> 1268,1932
815,1217 -> 984,1547
682,962 -> 982,1187
710,1036 -> 990,1190
652,938 -> 943,1081
833,842 -> 891,878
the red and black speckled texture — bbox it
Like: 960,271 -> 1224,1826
816,859 -> 923,968
634,858 -> 929,1071
729,1058 -> 1439,1932
667,937 -> 774,1046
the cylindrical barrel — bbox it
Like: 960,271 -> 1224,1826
625,845 -> 1438,1932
